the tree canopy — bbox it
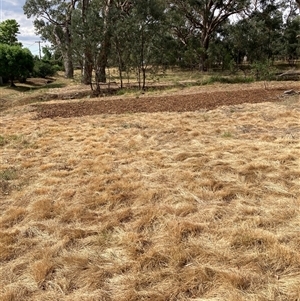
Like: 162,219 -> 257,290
0,19 -> 22,46
22,0 -> 300,87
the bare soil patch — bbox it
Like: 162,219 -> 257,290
34,84 -> 299,118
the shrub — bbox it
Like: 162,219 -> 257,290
32,60 -> 57,78
202,75 -> 254,85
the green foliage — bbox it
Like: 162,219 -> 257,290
24,0 -> 74,78
22,0 -> 300,85
0,135 -> 6,146
0,168 -> 17,181
42,46 -> 52,60
0,44 -> 34,86
250,60 -> 277,81
202,75 -> 254,85
282,16 -> 300,64
0,19 -> 22,46
222,131 -> 233,138
32,60 -> 57,78
170,0 -> 250,71
108,0 -> 169,89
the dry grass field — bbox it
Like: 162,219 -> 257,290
0,79 -> 300,301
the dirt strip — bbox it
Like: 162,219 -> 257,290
34,86 -> 298,118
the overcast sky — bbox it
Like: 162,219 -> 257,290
1,0 -> 42,56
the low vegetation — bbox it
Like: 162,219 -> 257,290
0,76 -> 299,300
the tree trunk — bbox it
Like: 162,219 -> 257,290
63,27 -> 74,78
81,52 -> 93,84
115,36 -> 124,88
142,68 -> 146,90
95,63 -> 107,83
200,51 -> 209,72
94,0 -> 113,84
54,26 -> 74,78
81,0 -> 93,84
95,39 -> 110,83
200,34 -> 210,72
62,51 -> 74,78
95,36 -> 111,84
9,77 -> 16,87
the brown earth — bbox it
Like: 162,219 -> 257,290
34,84 -> 299,119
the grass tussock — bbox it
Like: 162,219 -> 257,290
0,95 -> 300,300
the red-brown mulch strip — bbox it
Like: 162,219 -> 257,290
33,87 -> 295,119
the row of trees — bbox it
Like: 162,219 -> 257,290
23,0 -> 300,89
3,0 -> 299,89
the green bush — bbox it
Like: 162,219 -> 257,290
202,75 -> 254,85
0,44 -> 34,86
250,61 -> 277,81
32,60 -> 57,78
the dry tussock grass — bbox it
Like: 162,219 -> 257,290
0,94 -> 300,301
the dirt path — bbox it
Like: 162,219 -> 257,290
34,85 -> 299,118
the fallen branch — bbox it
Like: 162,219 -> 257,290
277,70 -> 300,80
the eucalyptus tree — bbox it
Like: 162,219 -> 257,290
110,7 -> 133,88
168,0 -> 250,71
240,0 -> 283,62
23,0 -> 77,78
126,0 -> 168,89
282,10 -> 300,63
205,22 -> 235,70
71,0 -> 101,84
71,0 -> 133,86
106,0 -> 169,89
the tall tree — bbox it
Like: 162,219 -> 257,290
23,0 -> 76,78
114,0 -> 168,89
71,0 -> 130,85
168,0 -> 250,71
94,0 -> 114,84
283,16 -> 300,63
0,19 -> 22,46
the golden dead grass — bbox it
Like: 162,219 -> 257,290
0,92 -> 300,301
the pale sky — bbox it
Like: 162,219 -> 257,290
0,0 -> 43,56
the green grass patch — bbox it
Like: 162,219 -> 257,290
222,131 -> 233,138
202,75 -> 255,85
0,168 -> 17,181
0,135 -> 7,146
0,134 -> 32,148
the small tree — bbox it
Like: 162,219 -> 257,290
0,45 -> 34,86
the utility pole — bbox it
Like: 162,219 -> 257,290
35,41 -> 42,59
